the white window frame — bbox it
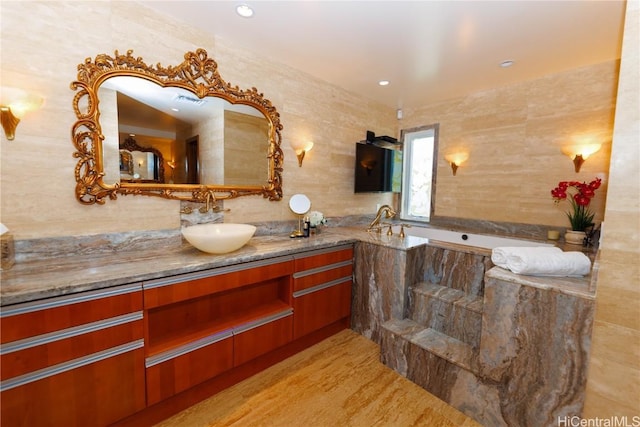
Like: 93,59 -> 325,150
399,124 -> 439,223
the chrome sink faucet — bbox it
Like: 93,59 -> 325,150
367,205 -> 397,232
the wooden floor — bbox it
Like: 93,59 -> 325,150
155,329 -> 480,427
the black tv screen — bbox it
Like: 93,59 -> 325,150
354,143 -> 401,193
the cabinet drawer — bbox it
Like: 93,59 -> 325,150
1,342 -> 145,427
145,331 -> 234,406
293,279 -> 352,339
293,263 -> 353,292
293,246 -> 353,273
1,312 -> 143,380
0,283 -> 142,344
233,309 -> 293,366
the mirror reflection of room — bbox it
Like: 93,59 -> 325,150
118,134 -> 166,183
100,77 -> 270,187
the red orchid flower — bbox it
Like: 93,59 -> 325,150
551,177 -> 601,231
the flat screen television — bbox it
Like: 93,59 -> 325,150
354,142 -> 402,193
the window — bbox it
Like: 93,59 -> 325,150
400,124 -> 439,222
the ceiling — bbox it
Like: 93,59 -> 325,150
141,1 -> 626,110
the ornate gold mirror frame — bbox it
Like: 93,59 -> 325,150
71,48 -> 283,205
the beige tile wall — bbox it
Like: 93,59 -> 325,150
584,0 -> 640,418
401,61 -> 617,230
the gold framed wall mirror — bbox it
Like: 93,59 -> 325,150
71,48 -> 283,206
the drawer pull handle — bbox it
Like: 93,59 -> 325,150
1,312 -> 142,355
293,260 -> 352,279
1,283 -> 141,317
292,276 -> 352,298
146,329 -> 234,368
232,308 -> 293,335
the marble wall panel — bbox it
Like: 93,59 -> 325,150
480,275 -> 595,426
419,246 -> 490,296
351,242 -> 409,343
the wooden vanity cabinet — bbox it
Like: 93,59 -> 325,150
0,284 -> 145,427
142,256 -> 295,405
0,244 -> 355,426
292,245 -> 353,339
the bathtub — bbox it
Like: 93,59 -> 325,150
394,225 -> 555,250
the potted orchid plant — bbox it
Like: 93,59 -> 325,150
551,177 -> 601,244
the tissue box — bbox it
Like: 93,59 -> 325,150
1,233 -> 15,270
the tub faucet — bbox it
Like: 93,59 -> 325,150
368,205 -> 396,232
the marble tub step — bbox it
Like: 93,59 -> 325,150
381,318 -> 475,372
411,282 -> 484,313
408,282 -> 483,348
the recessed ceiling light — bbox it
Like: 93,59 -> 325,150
378,80 -> 390,86
500,60 -> 515,68
236,4 -> 254,18
171,108 -> 179,112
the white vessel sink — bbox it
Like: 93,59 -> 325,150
181,223 -> 256,254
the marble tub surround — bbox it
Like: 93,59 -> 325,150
378,244 -> 492,405
376,239 -> 596,425
404,215 -> 601,253
477,269 -> 595,426
352,239 -> 494,346
381,320 -> 506,426
351,242 -> 410,343
256,214 -> 571,245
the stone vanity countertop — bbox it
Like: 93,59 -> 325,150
0,227 -> 431,307
0,226 -> 593,306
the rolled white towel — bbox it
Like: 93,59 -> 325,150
491,246 -> 562,269
506,251 -> 591,277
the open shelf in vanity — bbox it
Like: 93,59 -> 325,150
142,256 -> 295,404
146,278 -> 292,357
147,299 -> 291,357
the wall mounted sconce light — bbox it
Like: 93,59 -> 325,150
1,87 -> 44,140
444,152 -> 469,176
291,141 -> 314,167
561,144 -> 601,172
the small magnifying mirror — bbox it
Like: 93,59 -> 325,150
289,194 -> 311,237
